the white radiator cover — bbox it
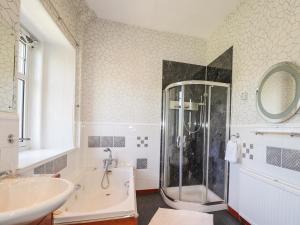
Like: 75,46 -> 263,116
239,168 -> 300,225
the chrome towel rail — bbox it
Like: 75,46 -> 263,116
254,130 -> 300,137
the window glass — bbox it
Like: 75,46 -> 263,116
17,40 -> 28,147
18,41 -> 26,75
17,79 -> 25,139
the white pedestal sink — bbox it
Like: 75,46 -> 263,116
0,176 -> 74,225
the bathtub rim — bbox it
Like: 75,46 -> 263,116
54,211 -> 138,225
53,166 -> 138,224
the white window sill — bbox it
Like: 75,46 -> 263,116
17,148 -> 76,173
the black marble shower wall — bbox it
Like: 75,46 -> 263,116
161,47 -> 232,200
206,47 -> 232,199
162,60 -> 206,90
207,47 -> 233,83
161,61 -> 207,189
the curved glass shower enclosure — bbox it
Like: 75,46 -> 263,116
161,80 -> 230,212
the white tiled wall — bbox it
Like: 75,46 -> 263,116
228,124 -> 300,224
20,149 -> 81,178
230,124 -> 300,186
0,112 -> 18,172
81,122 -> 161,190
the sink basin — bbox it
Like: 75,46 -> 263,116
0,176 -> 74,225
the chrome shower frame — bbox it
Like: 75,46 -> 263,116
161,80 -> 231,212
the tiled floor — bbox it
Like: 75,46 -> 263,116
137,192 -> 242,225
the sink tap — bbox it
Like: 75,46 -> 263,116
0,170 -> 13,181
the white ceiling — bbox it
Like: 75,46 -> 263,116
85,0 -> 240,39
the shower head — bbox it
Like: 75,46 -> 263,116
104,148 -> 111,152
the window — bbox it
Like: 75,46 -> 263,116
17,39 -> 29,148
17,23 -> 75,151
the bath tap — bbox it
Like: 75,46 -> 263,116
101,148 -> 118,189
103,148 -> 118,170
104,148 -> 112,164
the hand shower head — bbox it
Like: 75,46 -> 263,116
104,148 -> 112,160
104,148 -> 111,152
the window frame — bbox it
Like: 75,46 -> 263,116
17,39 -> 30,150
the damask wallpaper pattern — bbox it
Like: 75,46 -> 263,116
0,0 -> 19,112
80,18 -> 207,123
2,0 -> 299,126
206,0 -> 300,125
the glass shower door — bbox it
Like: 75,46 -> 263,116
161,81 -> 230,206
181,84 -> 208,203
162,85 -> 183,201
207,85 -> 230,202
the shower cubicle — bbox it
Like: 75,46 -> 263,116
161,80 -> 230,212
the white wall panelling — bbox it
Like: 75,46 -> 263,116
19,148 -> 81,178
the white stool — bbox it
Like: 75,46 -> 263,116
149,208 -> 214,225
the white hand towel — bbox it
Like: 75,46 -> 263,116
225,140 -> 239,163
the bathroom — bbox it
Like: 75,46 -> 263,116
0,0 -> 300,225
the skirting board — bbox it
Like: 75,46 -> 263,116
228,206 -> 251,225
136,189 -> 160,195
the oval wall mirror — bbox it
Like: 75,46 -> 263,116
256,62 -> 300,123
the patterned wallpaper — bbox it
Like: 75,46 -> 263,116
0,0 -> 19,112
81,18 -> 207,123
40,0 -> 96,44
2,0 -> 299,124
206,0 -> 300,126
0,0 -> 19,29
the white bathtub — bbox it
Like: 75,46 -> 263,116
54,166 -> 137,224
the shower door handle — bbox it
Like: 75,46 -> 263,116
176,136 -> 181,148
176,136 -> 187,148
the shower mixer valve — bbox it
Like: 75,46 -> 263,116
103,148 -> 118,169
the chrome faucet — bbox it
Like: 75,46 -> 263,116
103,148 -> 118,170
0,170 -> 13,181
